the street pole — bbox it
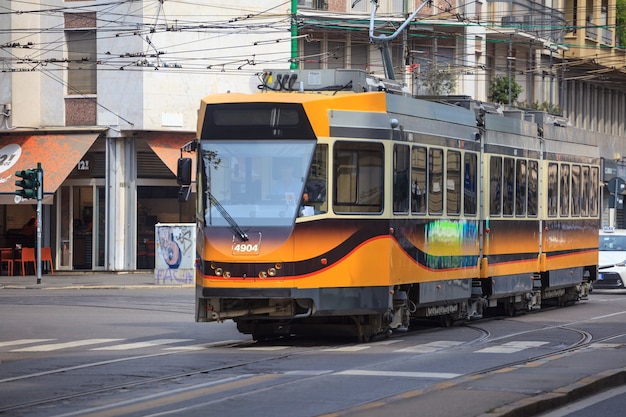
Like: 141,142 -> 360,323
36,162 -> 42,284
290,0 -> 298,70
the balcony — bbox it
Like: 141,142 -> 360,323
492,0 -> 565,44
583,20 -> 614,45
298,0 -> 328,10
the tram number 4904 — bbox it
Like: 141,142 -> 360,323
232,242 -> 260,255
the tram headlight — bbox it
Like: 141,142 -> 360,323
275,263 -> 282,270
215,267 -> 223,276
268,267 -> 277,277
259,270 -> 268,278
223,271 -> 231,278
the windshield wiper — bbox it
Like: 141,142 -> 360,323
207,191 -> 249,242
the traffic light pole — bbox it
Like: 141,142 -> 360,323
15,162 -> 44,283
36,162 -> 42,284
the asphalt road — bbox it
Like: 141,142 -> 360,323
0,287 -> 625,417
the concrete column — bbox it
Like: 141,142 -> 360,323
106,136 -> 136,271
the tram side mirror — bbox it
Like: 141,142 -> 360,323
178,185 -> 191,202
177,158 -> 192,202
177,158 -> 192,185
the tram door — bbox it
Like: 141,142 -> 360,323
57,185 -> 106,270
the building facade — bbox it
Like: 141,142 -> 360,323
0,0 -> 292,271
0,0 -> 625,271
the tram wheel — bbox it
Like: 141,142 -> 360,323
440,314 -> 454,328
503,301 -> 516,317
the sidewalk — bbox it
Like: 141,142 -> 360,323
0,270 -> 193,289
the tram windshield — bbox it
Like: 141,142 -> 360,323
201,140 -> 316,228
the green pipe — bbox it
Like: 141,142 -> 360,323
290,0 -> 298,69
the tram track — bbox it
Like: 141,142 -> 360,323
0,323 -> 491,414
2,310 -> 624,416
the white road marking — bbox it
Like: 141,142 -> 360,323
323,346 -> 371,352
284,370 -> 334,376
335,369 -> 461,379
0,339 -> 55,348
395,340 -> 464,353
475,341 -> 549,353
91,339 -> 193,350
241,346 -> 290,351
11,339 -> 122,352
589,342 -> 622,349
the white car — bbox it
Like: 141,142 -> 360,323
597,229 -> 626,289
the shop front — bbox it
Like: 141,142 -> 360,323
0,130 -> 195,272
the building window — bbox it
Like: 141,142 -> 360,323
66,29 -> 97,95
327,41 -> 346,69
303,40 -> 321,69
351,44 -> 368,70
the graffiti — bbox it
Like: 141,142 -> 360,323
178,226 -> 194,254
155,268 -> 194,285
155,224 -> 196,282
157,226 -> 183,268
423,219 -> 479,269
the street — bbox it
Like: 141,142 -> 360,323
1,288 -> 625,417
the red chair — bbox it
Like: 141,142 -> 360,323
41,247 -> 54,275
18,247 -> 36,276
0,248 -> 14,276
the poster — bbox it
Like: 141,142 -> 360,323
154,223 -> 196,285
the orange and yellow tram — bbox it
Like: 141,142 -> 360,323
178,69 -> 599,341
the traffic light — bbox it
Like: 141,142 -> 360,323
15,169 -> 39,199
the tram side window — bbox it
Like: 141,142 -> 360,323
571,165 -> 581,216
489,156 -> 502,215
515,159 -> 527,216
560,163 -> 570,216
333,142 -> 384,213
590,166 -> 599,216
527,160 -> 538,216
547,163 -> 558,216
393,144 -> 410,213
503,158 -> 515,216
581,166 -> 589,216
464,153 -> 477,216
447,150 -> 461,215
411,146 -> 427,213
429,148 -> 443,214
302,144 -> 328,216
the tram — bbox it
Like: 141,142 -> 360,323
177,68 -> 600,341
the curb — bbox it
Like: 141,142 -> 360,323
478,367 -> 626,417
0,284 -> 194,290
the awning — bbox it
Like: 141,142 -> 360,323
0,133 -> 101,204
143,132 -> 196,178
